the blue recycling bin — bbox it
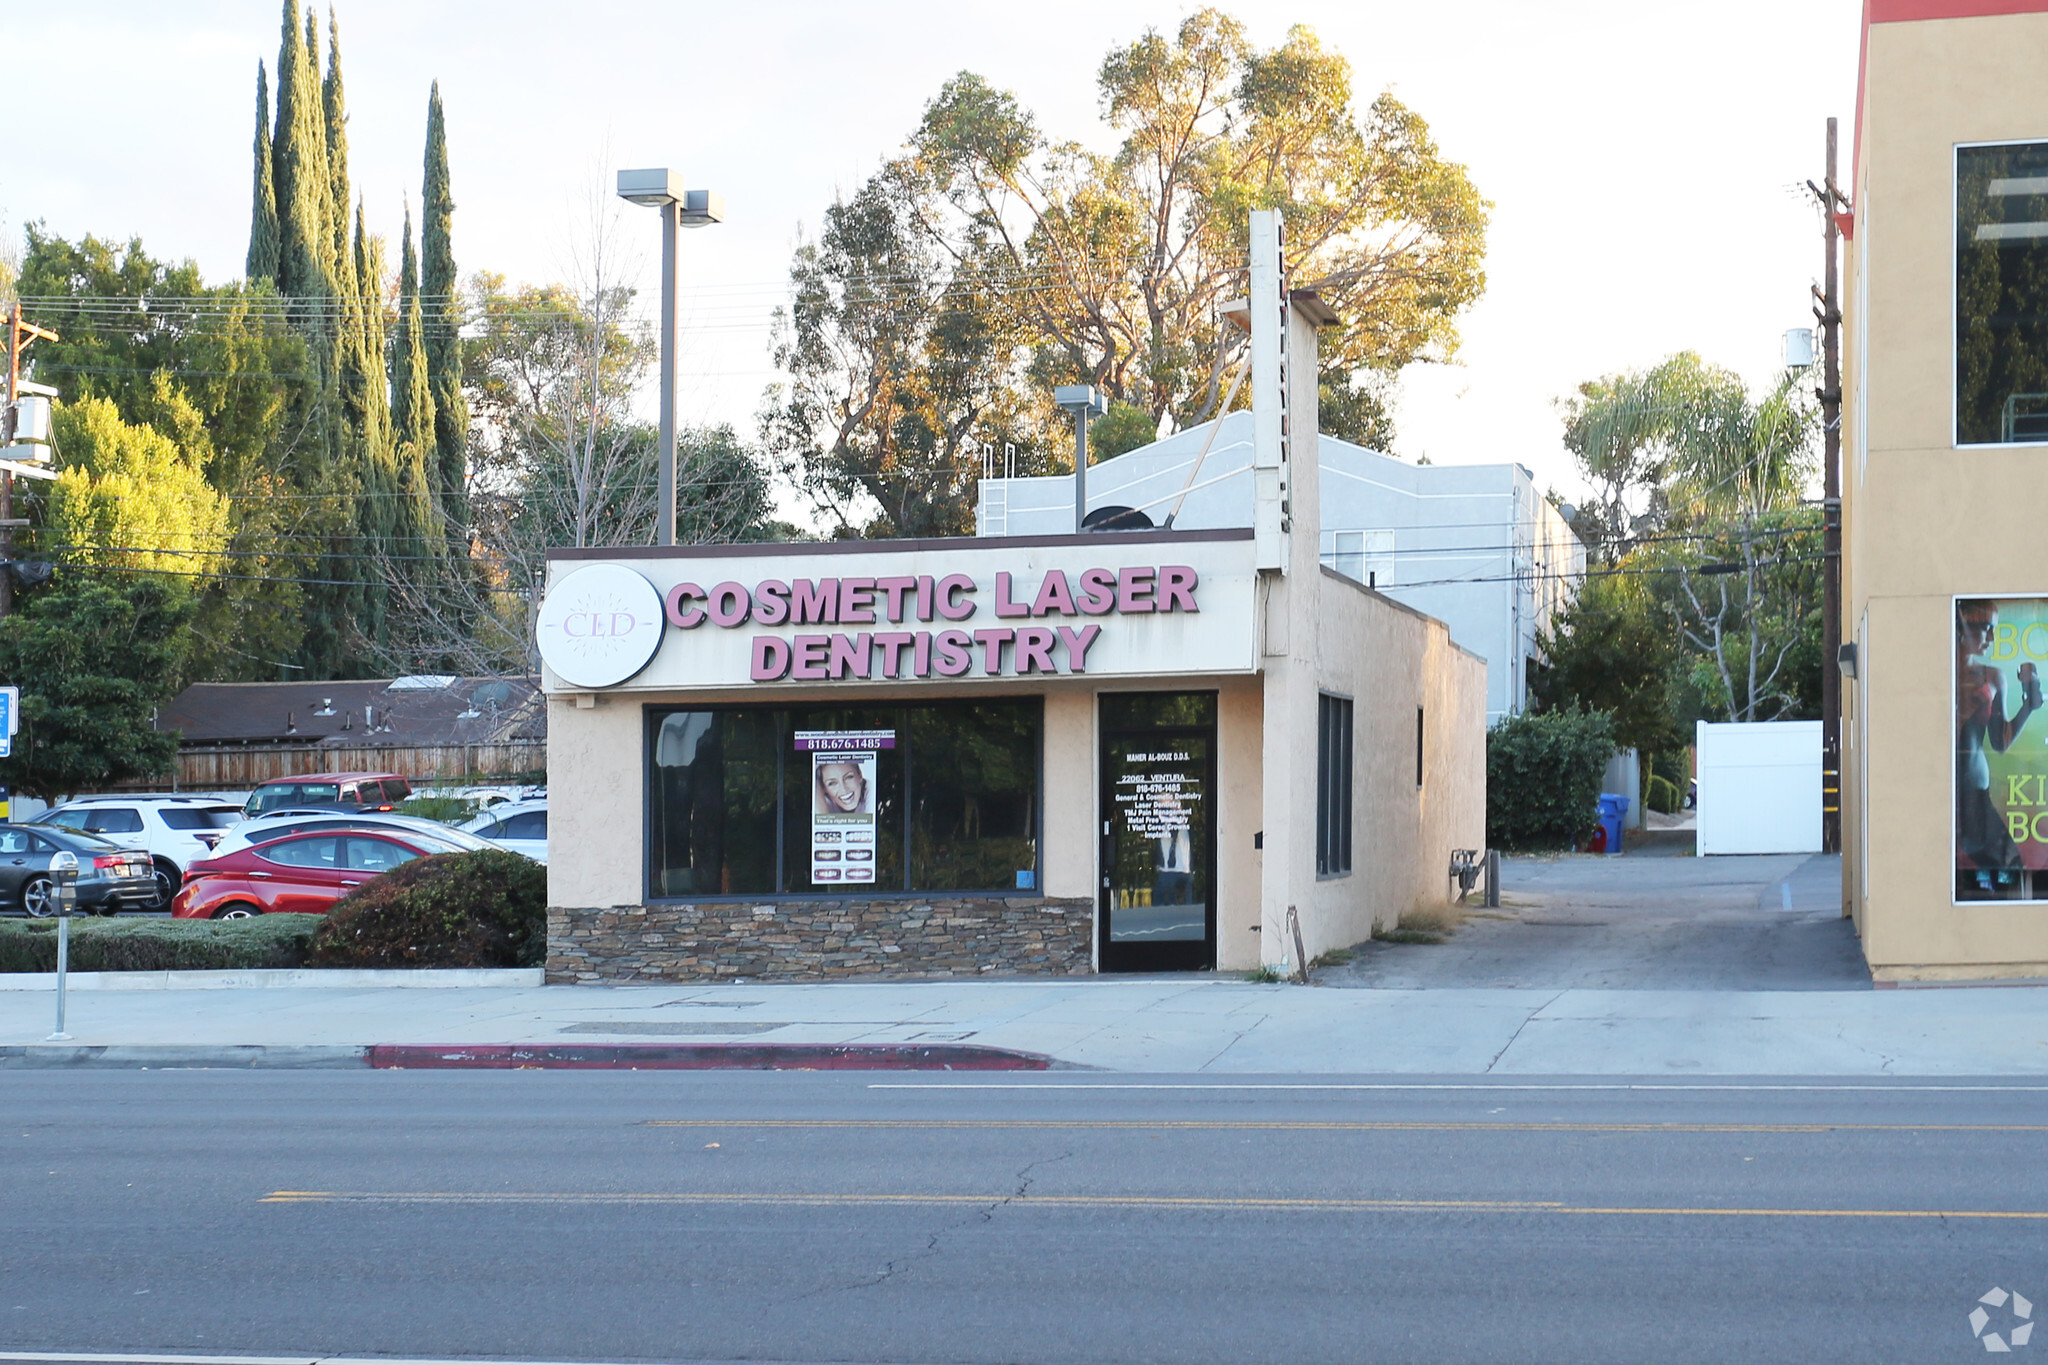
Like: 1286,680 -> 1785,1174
1597,793 -> 1629,856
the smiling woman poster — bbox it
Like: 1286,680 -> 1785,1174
1957,597 -> 2048,900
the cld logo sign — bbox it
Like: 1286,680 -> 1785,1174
534,564 -> 666,688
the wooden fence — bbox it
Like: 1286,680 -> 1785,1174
133,742 -> 548,791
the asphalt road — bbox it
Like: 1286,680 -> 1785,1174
6,1070 -> 2048,1363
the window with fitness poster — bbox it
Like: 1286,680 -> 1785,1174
1957,596 -> 2048,901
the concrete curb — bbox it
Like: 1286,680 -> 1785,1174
369,1043 -> 1058,1071
0,968 -> 544,991
0,1041 -> 1061,1070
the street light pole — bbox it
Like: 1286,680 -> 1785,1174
1053,385 -> 1108,532
658,197 -> 679,548
616,169 -> 725,548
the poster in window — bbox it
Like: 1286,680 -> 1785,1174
1957,597 -> 2048,900
796,730 -> 893,886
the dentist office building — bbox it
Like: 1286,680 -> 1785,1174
537,214 -> 1486,981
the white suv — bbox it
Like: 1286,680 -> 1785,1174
458,798 -> 547,864
34,795 -> 243,910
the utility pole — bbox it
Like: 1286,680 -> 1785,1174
1809,119 -> 1850,856
1,304 -> 59,619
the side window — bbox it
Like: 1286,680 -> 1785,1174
346,837 -> 420,873
501,811 -> 546,840
338,784 -> 361,806
471,816 -> 505,838
1958,141 -> 2048,444
29,835 -> 61,854
85,808 -> 144,835
259,836 -> 342,869
43,808 -> 89,831
384,778 -> 413,802
0,830 -> 30,855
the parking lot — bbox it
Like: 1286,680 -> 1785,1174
1318,846 -> 1866,991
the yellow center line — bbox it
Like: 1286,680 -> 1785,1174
639,1119 -> 2048,1133
257,1190 -> 2048,1219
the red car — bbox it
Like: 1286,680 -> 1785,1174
171,829 -> 436,919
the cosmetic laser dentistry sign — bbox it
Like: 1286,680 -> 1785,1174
536,536 -> 1258,691
798,730 -> 891,885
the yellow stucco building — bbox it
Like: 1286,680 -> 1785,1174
1843,0 -> 2048,978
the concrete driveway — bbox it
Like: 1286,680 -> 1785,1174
1319,850 -> 1868,990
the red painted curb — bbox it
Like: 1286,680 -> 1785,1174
367,1043 -> 1052,1071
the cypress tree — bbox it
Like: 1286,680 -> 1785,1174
392,204 -> 444,565
348,204 -> 398,644
323,12 -> 355,294
271,1 -> 350,674
420,82 -> 470,537
246,62 -> 280,282
271,1 -> 334,306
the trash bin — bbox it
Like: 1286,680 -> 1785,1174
1597,793 -> 1629,856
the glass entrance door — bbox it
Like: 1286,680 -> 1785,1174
1099,692 -> 1218,972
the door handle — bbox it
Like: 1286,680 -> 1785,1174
340,880 -> 362,887
248,871 -> 272,879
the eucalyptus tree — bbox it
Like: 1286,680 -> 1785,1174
760,164 -> 1041,538
906,11 -> 1488,434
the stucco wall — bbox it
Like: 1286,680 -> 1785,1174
1844,8 -> 2048,978
1288,569 -> 1488,963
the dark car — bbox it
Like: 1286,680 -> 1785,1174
0,824 -> 158,918
171,829 -> 440,919
240,773 -> 413,820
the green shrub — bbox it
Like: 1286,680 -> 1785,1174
398,795 -> 475,824
1486,706 -> 1616,850
1646,773 -> 1685,815
308,849 -> 546,968
0,914 -> 321,972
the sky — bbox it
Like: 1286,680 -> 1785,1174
4,0 -> 1861,529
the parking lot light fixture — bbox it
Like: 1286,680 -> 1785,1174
615,169 -> 726,547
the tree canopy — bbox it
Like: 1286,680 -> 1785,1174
765,8 -> 1488,535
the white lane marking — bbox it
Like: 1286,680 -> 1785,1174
0,1357 -> 658,1365
867,1082 -> 2048,1092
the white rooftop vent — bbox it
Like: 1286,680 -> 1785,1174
388,675 -> 459,690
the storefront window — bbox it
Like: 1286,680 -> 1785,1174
647,699 -> 1041,898
1957,142 -> 2048,445
650,711 -> 779,896
910,704 -> 1039,891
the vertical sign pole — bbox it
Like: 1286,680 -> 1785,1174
1249,210 -> 1288,573
1,303 -> 18,620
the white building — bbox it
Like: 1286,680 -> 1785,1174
976,414 -> 1583,721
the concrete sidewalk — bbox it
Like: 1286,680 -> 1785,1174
5,975 -> 2048,1073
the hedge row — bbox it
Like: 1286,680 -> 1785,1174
0,850 -> 548,972
0,914 -> 322,972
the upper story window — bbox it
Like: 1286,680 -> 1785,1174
1958,141 -> 2048,445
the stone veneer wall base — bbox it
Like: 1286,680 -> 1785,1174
547,896 -> 1095,983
